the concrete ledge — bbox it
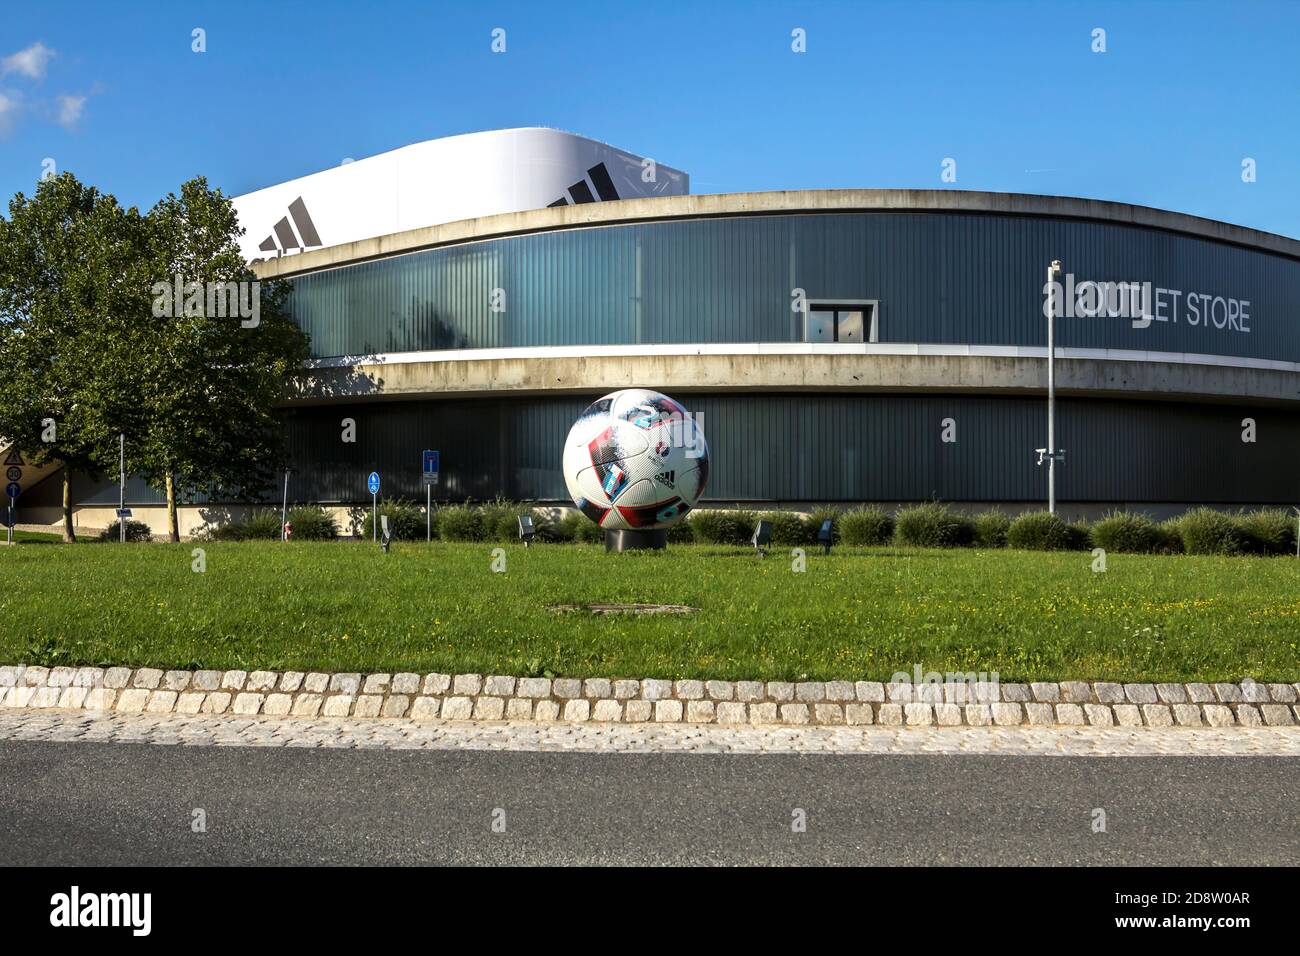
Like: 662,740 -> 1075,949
290,348 -> 1300,407
252,188 -> 1300,281
2,665 -> 1295,730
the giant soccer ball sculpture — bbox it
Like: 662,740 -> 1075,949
562,389 -> 709,536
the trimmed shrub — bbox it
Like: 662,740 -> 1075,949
437,504 -> 484,542
1090,511 -> 1161,554
804,505 -> 841,545
286,505 -> 339,541
893,503 -> 974,548
761,511 -> 808,547
1156,519 -> 1185,555
689,509 -> 757,546
535,512 -> 573,543
209,509 -> 284,541
556,511 -> 604,543
96,519 -> 153,543
1006,510 -> 1076,551
839,506 -> 894,546
666,517 -> 695,544
972,510 -> 1010,548
359,499 -> 425,540
1066,519 -> 1093,552
1177,507 -> 1244,555
1236,508 -> 1296,556
688,510 -> 728,544
478,501 -> 537,543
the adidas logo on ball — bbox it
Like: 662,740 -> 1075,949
654,471 -> 675,487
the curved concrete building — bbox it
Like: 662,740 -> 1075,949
22,133 -> 1300,531
255,185 -> 1300,515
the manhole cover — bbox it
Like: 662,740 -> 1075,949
548,603 -> 699,615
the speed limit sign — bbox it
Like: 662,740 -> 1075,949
4,467 -> 19,482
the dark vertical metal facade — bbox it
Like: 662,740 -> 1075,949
270,395 -> 1300,506
288,212 -> 1300,363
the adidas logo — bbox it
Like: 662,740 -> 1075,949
257,196 -> 323,255
654,470 -> 675,487
548,163 -> 620,207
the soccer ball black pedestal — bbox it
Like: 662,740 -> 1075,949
605,529 -> 668,553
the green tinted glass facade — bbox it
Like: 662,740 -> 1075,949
289,212 -> 1300,363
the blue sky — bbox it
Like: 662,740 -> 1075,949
2,0 -> 1297,236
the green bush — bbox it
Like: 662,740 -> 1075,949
555,511 -> 604,543
1090,511 -> 1161,554
535,511 -> 572,543
1006,511 -> 1077,551
1236,509 -> 1296,556
666,517 -> 695,544
209,509 -> 284,541
1177,507 -> 1244,555
893,503 -> 974,548
1156,519 -> 1185,555
839,506 -> 894,546
688,510 -> 728,544
761,511 -> 808,547
286,505 -> 338,541
804,506 -> 841,545
359,499 -> 426,540
689,509 -> 757,545
478,499 -> 534,543
96,519 -> 153,543
437,504 -> 484,542
972,510 -> 1010,548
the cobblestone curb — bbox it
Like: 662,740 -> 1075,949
1,665 -> 1296,729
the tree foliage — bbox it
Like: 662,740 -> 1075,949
0,172 -> 312,542
136,178 -> 310,537
0,173 -> 149,539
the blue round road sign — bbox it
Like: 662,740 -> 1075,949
367,471 -> 380,495
5,482 -> 20,499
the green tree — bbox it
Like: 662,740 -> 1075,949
0,173 -> 149,541
137,177 -> 310,541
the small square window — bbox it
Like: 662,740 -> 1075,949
807,310 -> 835,342
837,310 -> 864,343
804,302 -> 877,342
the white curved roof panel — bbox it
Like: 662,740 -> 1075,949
231,127 -> 689,261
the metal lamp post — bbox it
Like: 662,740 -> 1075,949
1044,261 -> 1064,513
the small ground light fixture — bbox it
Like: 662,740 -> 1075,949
518,514 -> 535,547
817,519 -> 834,555
380,514 -> 392,553
752,519 -> 772,556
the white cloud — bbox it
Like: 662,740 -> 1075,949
56,93 -> 86,129
2,42 -> 55,80
0,90 -> 20,136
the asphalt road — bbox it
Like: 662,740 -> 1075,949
0,741 -> 1296,865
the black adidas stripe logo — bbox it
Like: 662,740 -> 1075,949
548,163 -> 620,207
654,470 -> 675,487
258,196 -> 322,254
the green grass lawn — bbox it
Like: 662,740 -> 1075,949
2,541 -> 1297,682
5,529 -> 67,544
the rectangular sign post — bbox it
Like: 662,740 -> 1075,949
422,450 -> 439,542
5,483 -> 19,547
119,433 -> 126,544
367,471 -> 381,542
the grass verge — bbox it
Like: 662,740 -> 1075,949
2,541 -> 1296,682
